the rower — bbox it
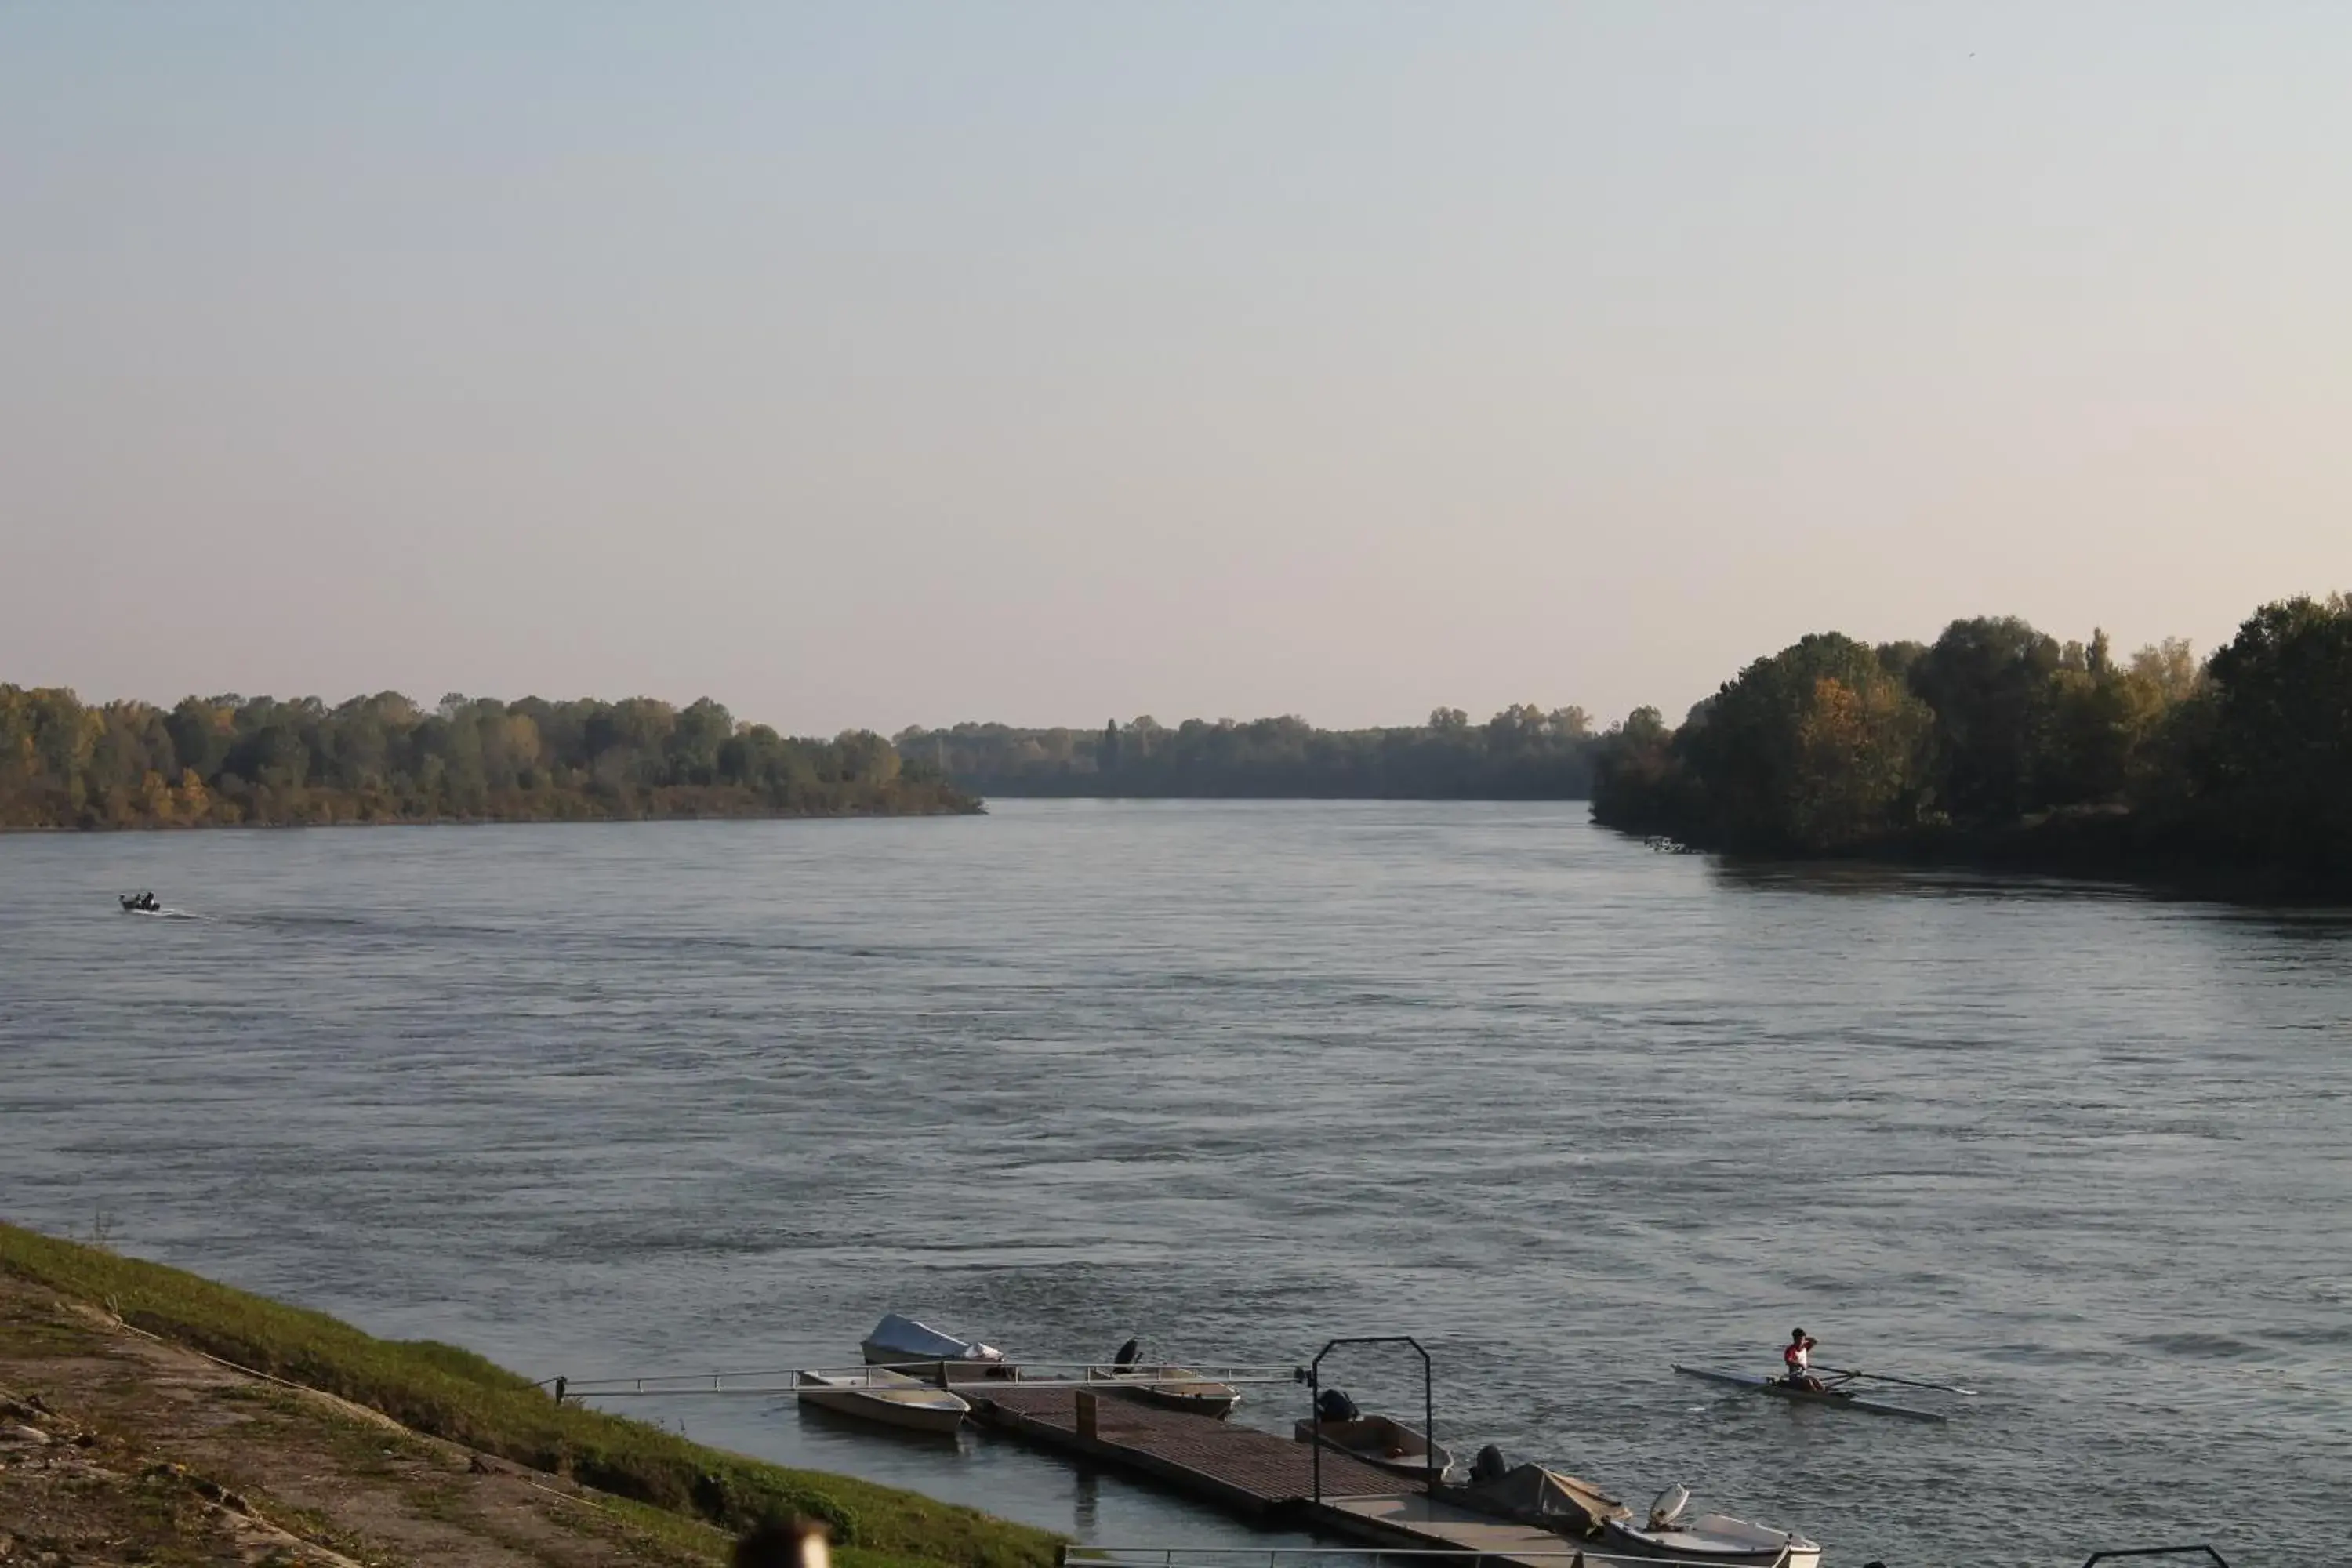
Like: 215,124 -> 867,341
1782,1329 -> 1824,1392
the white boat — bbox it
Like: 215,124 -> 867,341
1600,1486 -> 1820,1568
1092,1365 -> 1242,1418
794,1367 -> 970,1433
1293,1414 -> 1456,1480
1672,1364 -> 1947,1422
859,1314 -> 1007,1374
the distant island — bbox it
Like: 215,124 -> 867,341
1589,592 -> 2352,898
0,689 -> 978,829
896,706 -> 1601,799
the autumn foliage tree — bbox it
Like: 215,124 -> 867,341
1668,633 -> 1930,851
0,689 -> 973,829
1590,592 -> 2351,891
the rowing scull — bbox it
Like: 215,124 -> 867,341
1671,1364 -> 1949,1422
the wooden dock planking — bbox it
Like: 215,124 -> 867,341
967,1385 -> 1656,1563
967,1386 -> 1409,1516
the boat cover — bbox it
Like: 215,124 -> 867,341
863,1313 -> 1004,1362
1459,1462 -> 1632,1529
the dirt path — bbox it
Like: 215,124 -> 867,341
0,1273 -> 730,1568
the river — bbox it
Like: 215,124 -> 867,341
2,801 -> 2346,1564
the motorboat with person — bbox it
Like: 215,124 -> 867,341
118,891 -> 162,914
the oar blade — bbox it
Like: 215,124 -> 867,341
1817,1363 -> 1976,1396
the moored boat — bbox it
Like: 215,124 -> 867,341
860,1313 -> 1007,1377
1601,1486 -> 1820,1568
1292,1414 -> 1455,1480
794,1367 -> 970,1433
1450,1456 -> 1631,1534
1093,1365 -> 1242,1418
1672,1364 -> 1947,1422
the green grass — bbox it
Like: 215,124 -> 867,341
0,1221 -> 1060,1568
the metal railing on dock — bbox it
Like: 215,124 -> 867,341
554,1360 -> 1305,1399
1062,1539 -> 2230,1568
1061,1545 -> 1802,1568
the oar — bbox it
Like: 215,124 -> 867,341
1816,1364 -> 1976,1396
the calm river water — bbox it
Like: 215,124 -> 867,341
2,802 -> 2347,1564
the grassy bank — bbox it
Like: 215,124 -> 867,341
0,1221 -> 1058,1568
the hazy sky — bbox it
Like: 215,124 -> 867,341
5,5 -> 2347,734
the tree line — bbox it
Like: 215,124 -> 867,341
1589,593 -> 2352,893
895,706 -> 1602,799
0,689 -> 977,829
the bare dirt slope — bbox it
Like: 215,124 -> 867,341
0,1272 -> 729,1568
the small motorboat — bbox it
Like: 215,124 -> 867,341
1293,1413 -> 1456,1480
1599,1485 -> 1821,1568
794,1367 -> 970,1434
1451,1456 -> 1633,1535
1673,1364 -> 1947,1422
118,891 -> 164,915
859,1314 -> 1008,1377
1093,1365 -> 1242,1418
1088,1335 -> 1240,1417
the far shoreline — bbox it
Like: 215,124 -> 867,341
0,801 -> 991,836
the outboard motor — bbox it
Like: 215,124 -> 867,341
1646,1483 -> 1691,1532
1112,1337 -> 1141,1368
1316,1387 -> 1360,1423
1470,1443 -> 1509,1485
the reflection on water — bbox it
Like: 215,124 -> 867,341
2,801 -> 2347,1566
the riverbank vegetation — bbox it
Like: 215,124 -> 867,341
897,706 -> 1600,798
1589,593 -> 2352,895
0,689 -> 978,828
0,1220 -> 1056,1567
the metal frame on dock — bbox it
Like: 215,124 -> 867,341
1305,1336 -> 1439,1504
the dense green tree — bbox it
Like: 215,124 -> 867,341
1907,616 -> 2065,823
2184,594 -> 2352,876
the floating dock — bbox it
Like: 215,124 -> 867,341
966,1386 -> 1403,1516
968,1388 -> 1657,1567
564,1348 -> 1685,1566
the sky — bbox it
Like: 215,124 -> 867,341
4,4 -> 2347,735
